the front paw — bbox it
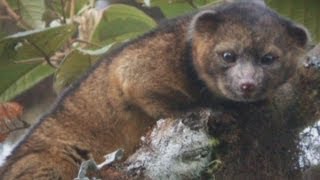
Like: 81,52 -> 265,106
203,110 -> 241,145
181,108 -> 213,131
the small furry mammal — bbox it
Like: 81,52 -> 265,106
0,1 -> 309,179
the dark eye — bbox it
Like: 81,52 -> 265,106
261,54 -> 278,65
221,51 -> 237,63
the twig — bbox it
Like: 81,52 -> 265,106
25,39 -> 58,68
60,0 -> 67,24
70,0 -> 75,19
13,57 -> 45,64
0,15 -> 11,20
0,0 -> 32,29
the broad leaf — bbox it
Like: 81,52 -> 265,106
0,24 -> 76,101
0,63 -> 54,102
7,0 -> 46,29
267,0 -> 320,42
148,0 -> 195,18
75,0 -> 92,13
146,0 -> 218,18
0,24 -> 77,62
91,4 -> 157,46
54,44 -> 113,93
43,0 -> 91,25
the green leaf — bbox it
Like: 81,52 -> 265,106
267,0 -> 320,42
54,50 -> 91,93
149,0 -> 195,18
193,0 -> 219,7
0,63 -> 54,102
18,0 -> 46,29
0,24 -> 77,62
44,0 -> 91,24
43,0 -> 63,26
0,25 -> 9,39
0,24 -> 76,101
91,4 -> 157,46
148,0 -> 218,18
6,0 -> 19,10
54,44 -> 113,93
75,0 -> 92,14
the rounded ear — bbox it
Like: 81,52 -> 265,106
189,10 -> 221,36
287,24 -> 310,48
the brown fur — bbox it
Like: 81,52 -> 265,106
0,2 -> 309,179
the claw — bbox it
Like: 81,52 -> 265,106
97,148 -> 124,169
74,148 -> 124,180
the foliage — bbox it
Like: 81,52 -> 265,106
0,0 -> 159,101
266,0 -> 320,42
138,0 -> 219,18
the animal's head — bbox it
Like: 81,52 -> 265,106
189,2 -> 309,102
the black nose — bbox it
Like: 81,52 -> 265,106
240,83 -> 256,93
